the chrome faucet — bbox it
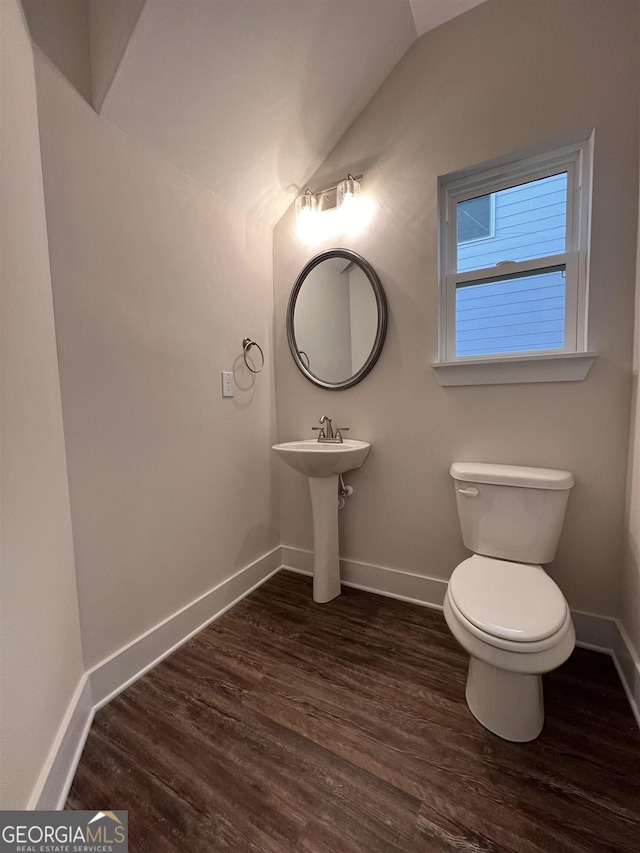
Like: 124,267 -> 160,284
312,415 -> 349,444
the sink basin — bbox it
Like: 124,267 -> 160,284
272,439 -> 370,478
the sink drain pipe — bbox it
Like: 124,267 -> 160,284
338,474 -> 354,510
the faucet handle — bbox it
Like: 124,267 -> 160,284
335,427 -> 349,441
312,426 -> 326,440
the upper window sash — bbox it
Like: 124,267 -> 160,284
444,161 -> 578,275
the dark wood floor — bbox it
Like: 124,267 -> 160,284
67,571 -> 640,852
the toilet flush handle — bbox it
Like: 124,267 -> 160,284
458,486 -> 479,497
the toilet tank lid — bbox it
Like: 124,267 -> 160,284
450,462 -> 574,490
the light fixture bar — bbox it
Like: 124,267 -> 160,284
302,174 -> 363,212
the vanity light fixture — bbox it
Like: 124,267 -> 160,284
336,174 -> 361,211
294,189 -> 318,241
295,188 -> 317,220
295,174 -> 364,242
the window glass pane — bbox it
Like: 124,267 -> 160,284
456,173 -> 567,273
458,195 -> 492,243
455,268 -> 565,357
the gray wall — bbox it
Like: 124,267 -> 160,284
34,51 -> 279,670
274,0 -> 640,624
0,0 -> 84,808
623,68 -> 640,665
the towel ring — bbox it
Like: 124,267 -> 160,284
242,337 -> 264,374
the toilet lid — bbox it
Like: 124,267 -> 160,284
449,555 -> 568,642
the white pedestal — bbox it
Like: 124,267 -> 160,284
307,474 -> 341,603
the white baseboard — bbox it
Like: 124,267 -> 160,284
570,609 -> 640,728
612,622 -> 640,729
281,546 -> 448,609
89,548 -> 281,709
32,676 -> 94,810
37,546 -> 640,810
282,547 -> 640,729
37,548 -> 281,810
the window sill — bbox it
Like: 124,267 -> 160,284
431,351 -> 598,387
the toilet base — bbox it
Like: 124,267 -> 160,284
466,657 -> 544,742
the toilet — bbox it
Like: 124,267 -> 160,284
444,462 -> 575,742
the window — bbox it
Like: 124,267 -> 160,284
437,136 -> 593,375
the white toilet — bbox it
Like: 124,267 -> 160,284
444,462 -> 576,743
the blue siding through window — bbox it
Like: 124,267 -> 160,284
455,269 -> 566,356
454,173 -> 568,356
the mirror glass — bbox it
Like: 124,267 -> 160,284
287,249 -> 387,389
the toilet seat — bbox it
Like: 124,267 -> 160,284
448,555 -> 570,650
446,587 -> 573,654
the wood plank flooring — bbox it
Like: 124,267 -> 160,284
67,571 -> 640,852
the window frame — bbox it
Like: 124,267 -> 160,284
437,136 -> 593,367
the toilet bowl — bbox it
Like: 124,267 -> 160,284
444,555 -> 575,741
445,463 -> 575,742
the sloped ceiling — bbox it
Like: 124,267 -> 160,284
410,0 -> 486,35
29,0 -> 486,226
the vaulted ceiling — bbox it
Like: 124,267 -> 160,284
25,0 -> 485,225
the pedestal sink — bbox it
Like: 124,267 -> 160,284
272,439 -> 371,603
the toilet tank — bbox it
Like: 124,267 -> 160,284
450,462 -> 574,564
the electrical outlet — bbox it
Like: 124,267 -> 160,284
221,371 -> 234,397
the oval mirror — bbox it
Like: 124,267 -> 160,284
287,249 -> 387,390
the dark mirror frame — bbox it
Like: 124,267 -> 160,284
286,248 -> 388,390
